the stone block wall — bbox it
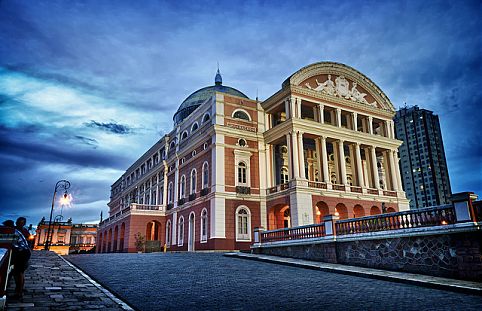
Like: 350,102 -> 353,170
254,228 -> 482,281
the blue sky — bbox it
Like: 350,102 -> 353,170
0,0 -> 481,226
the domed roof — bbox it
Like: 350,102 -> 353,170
173,70 -> 248,125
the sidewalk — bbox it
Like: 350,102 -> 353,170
6,250 -> 132,311
224,252 -> 482,296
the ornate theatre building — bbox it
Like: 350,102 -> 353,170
97,62 -> 409,252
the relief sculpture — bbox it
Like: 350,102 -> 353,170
306,75 -> 379,108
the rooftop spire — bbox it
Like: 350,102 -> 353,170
215,63 -> 222,85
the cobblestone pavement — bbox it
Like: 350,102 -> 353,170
6,250 -> 128,311
67,252 -> 482,311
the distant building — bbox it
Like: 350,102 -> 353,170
98,62 -> 409,253
394,106 -> 451,209
34,218 -> 97,255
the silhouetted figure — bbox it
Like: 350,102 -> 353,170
3,219 -> 31,299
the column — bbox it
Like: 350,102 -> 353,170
353,112 -> 358,131
319,104 -> 324,124
290,96 -> 297,118
297,97 -> 302,119
321,136 -> 330,183
355,143 -> 364,187
394,150 -> 403,191
315,138 -> 322,181
370,146 -> 380,189
284,99 -> 290,119
286,133 -> 293,179
265,144 -> 272,188
338,140 -> 347,185
388,149 -> 399,191
368,116 -> 373,135
292,131 -> 300,178
336,108 -> 342,128
312,106 -> 318,122
298,131 -> 306,179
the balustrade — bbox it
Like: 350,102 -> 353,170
261,223 -> 326,243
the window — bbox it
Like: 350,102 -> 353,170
238,138 -> 247,147
203,143 -> 208,150
238,162 -> 247,184
281,167 -> 289,184
236,206 -> 251,241
178,217 -> 184,246
191,122 -> 199,132
168,182 -> 173,203
232,109 -> 251,121
202,162 -> 209,189
190,169 -> 197,194
201,208 -> 208,242
192,150 -> 197,157
181,131 -> 188,140
166,220 -> 171,246
202,113 -> 210,123
180,175 -> 186,198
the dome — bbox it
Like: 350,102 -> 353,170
173,70 -> 248,125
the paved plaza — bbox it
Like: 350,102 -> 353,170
67,252 -> 482,311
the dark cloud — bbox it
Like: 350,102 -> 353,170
85,120 -> 133,135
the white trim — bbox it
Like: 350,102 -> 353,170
202,112 -> 211,124
190,169 -> 197,194
167,182 -> 173,203
177,216 -> 184,246
232,108 -> 252,121
179,175 -> 186,198
234,149 -> 252,187
202,161 -> 209,189
165,220 -> 172,247
235,205 -> 252,242
191,122 -> 199,133
181,130 -> 188,141
200,208 -> 208,243
188,212 -> 195,252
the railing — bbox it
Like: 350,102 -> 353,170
189,193 -> 196,201
332,184 -> 345,191
178,198 -> 185,206
236,186 -> 251,195
131,203 -> 164,211
335,205 -> 456,235
262,223 -> 326,243
350,186 -> 362,193
308,181 -> 327,189
367,188 -> 379,195
200,188 -> 209,196
267,183 -> 290,195
383,190 -> 397,197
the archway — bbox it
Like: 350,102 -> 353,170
335,203 -> 348,220
119,223 -> 125,252
386,207 -> 396,213
146,221 -> 162,241
107,228 -> 112,252
370,206 -> 381,215
314,201 -> 329,223
113,226 -> 119,252
353,205 -> 365,218
188,213 -> 195,252
268,204 -> 290,230
98,232 -> 103,253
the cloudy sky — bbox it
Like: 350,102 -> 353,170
0,0 -> 481,226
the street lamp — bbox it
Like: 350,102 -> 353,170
44,180 -> 71,250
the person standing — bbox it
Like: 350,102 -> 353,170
15,217 -> 32,248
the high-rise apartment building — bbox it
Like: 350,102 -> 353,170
394,106 -> 451,209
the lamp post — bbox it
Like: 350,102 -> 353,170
45,180 -> 71,250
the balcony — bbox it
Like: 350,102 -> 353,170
236,186 -> 251,195
189,193 -> 196,201
178,198 -> 185,206
200,188 -> 209,196
99,203 -> 166,228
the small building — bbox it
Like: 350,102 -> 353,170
34,218 -> 97,255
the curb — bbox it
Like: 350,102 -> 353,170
60,255 -> 135,310
223,253 -> 482,296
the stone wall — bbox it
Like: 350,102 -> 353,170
253,227 -> 482,281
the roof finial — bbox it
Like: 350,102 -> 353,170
215,62 -> 222,85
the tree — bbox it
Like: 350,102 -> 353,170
134,232 -> 145,252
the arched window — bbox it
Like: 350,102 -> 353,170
201,208 -> 208,242
166,220 -> 171,246
168,182 -> 173,203
192,150 -> 197,157
232,109 -> 251,121
180,175 -> 186,198
178,216 -> 184,246
191,122 -> 199,132
181,131 -> 188,140
238,138 -> 247,147
169,140 -> 176,150
190,169 -> 197,194
238,162 -> 247,184
236,206 -> 251,241
202,162 -> 209,189
202,113 -> 210,123
281,167 -> 289,184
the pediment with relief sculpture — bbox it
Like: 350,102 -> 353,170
283,62 -> 395,113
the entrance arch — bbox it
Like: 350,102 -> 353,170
314,201 -> 329,223
268,204 -> 290,230
188,212 -> 195,252
146,221 -> 162,241
335,203 -> 348,220
119,223 -> 125,252
353,204 -> 365,218
113,226 -> 118,252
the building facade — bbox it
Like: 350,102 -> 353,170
97,62 -> 409,253
394,106 -> 452,209
34,218 -> 97,255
